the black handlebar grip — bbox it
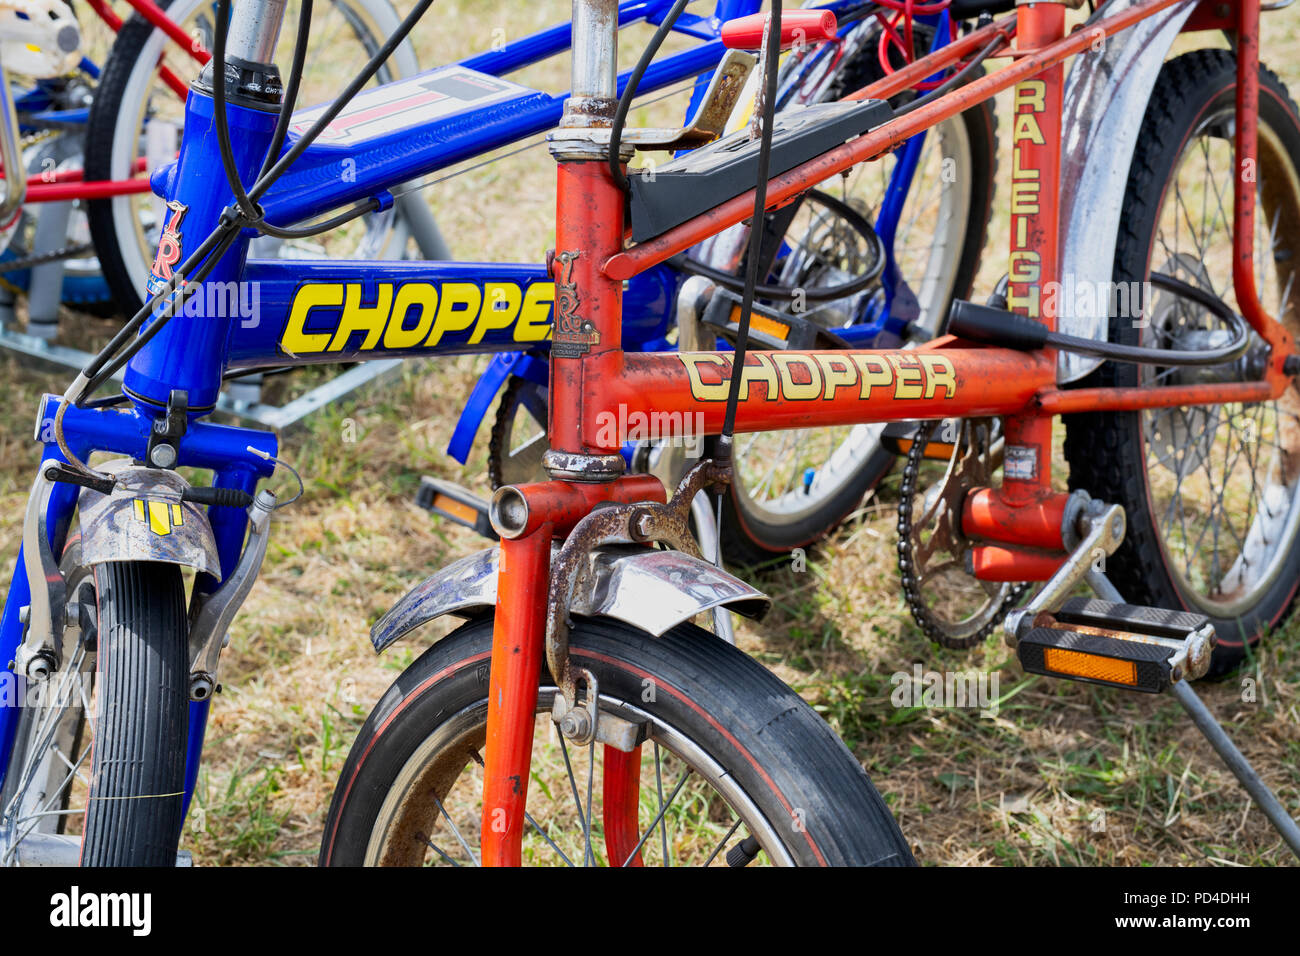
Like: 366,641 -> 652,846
947,0 -> 1016,19
182,486 -> 254,508
946,299 -> 1049,351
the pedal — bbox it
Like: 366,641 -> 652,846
415,477 -> 498,541
627,99 -> 893,243
881,420 -> 963,459
1015,597 -> 1216,693
700,288 -> 850,349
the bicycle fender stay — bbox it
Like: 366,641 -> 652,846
370,545 -> 769,654
1056,0 -> 1196,384
76,461 -> 220,575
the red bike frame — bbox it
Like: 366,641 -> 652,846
475,0 -> 1293,865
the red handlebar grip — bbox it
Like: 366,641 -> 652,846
720,10 -> 837,51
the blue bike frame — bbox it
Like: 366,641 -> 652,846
0,0 -> 946,820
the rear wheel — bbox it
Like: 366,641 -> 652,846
1064,51 -> 1300,675
321,615 -> 913,867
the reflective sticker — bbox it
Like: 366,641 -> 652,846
1004,445 -> 1038,482
133,498 -> 181,536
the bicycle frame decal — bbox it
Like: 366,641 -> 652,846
287,67 -> 533,145
677,350 -> 957,403
551,251 -> 598,358
1007,79 -> 1048,319
149,199 -> 188,286
278,276 -> 555,356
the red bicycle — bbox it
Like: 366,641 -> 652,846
1,0 -> 416,319
300,0 -> 1300,865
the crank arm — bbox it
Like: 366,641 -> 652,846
1003,495 -> 1126,645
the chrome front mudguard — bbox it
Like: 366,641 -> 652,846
371,544 -> 770,654
16,458 -> 220,679
75,460 -> 220,575
1057,0 -> 1197,383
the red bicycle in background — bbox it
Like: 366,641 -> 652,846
1,0 -> 415,323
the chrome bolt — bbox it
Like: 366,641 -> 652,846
559,709 -> 591,740
26,653 -> 54,682
149,443 -> 178,468
190,674 -> 214,701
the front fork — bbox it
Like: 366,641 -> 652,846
0,426 -> 271,811
476,0 -> 638,867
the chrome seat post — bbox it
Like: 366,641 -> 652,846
563,0 -> 619,130
226,0 -> 289,65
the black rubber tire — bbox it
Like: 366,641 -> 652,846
1063,51 -> 1300,676
83,0 -> 181,318
321,615 -> 913,867
79,561 -> 189,866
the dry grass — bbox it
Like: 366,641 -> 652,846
1,0 -> 1299,865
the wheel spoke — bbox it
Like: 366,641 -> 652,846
621,768 -> 693,868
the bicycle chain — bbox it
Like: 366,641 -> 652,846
0,241 -> 95,274
2,129 -> 93,274
896,419 -> 1029,650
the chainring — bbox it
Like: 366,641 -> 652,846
896,418 -> 1028,649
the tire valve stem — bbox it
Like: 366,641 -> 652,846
802,468 -> 815,495
726,835 -> 762,867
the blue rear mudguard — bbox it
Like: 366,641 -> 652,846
446,351 -> 549,464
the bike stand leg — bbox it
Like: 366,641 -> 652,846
1088,569 -> 1300,859
214,360 -> 406,430
26,200 -> 73,339
397,194 -> 452,261
689,490 -> 735,645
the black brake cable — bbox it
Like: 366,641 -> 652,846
211,0 -> 381,240
68,0 -> 439,410
715,0 -> 782,466
1050,271 -> 1252,366
245,0 -> 440,204
55,0 -> 431,476
891,28 -> 1005,119
609,0 -> 692,193
668,189 -> 886,301
256,0 -> 312,183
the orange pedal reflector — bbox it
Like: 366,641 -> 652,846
1015,598 -> 1216,694
1042,647 -> 1137,687
415,476 -> 498,541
